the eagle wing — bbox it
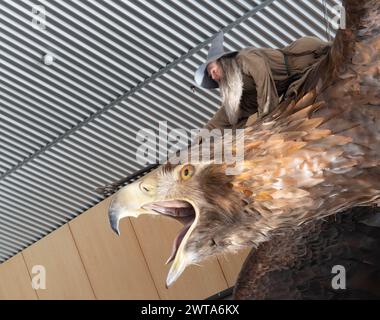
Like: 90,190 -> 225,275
233,207 -> 380,299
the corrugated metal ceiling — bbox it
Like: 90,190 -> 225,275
0,0 -> 340,263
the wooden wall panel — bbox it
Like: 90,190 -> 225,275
22,225 -> 95,300
1,195 -> 249,299
131,215 -> 228,299
217,248 -> 251,287
69,196 -> 159,300
0,253 -> 37,300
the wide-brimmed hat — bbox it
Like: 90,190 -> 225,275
194,31 -> 238,89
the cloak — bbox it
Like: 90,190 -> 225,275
204,36 -> 331,130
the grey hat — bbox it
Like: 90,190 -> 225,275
194,31 -> 238,89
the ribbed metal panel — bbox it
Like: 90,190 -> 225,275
0,0 -> 340,263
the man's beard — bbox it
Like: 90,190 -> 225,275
218,57 -> 244,126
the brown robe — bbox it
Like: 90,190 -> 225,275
204,36 -> 331,130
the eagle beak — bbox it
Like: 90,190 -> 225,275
165,205 -> 198,287
166,251 -> 189,287
107,168 -> 196,287
108,169 -> 159,236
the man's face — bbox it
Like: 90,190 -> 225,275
207,61 -> 223,82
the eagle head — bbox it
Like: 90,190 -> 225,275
108,158 -> 260,287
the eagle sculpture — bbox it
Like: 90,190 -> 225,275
107,0 -> 380,298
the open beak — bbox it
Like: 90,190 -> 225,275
107,169 -> 198,286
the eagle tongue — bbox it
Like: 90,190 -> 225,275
165,221 -> 192,265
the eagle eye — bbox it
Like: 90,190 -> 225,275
180,164 -> 195,180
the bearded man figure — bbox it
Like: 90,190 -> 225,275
194,31 -> 331,130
